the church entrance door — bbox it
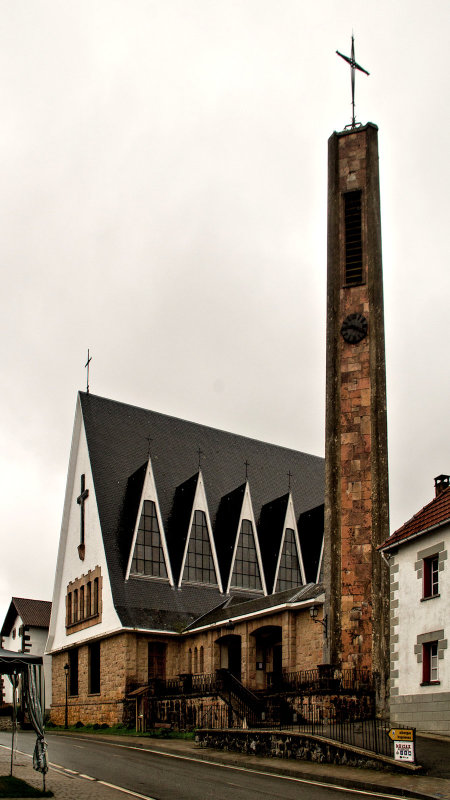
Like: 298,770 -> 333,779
216,634 -> 241,682
148,642 -> 166,681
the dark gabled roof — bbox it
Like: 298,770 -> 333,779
79,392 -> 324,630
380,486 -> 450,551
258,494 -> 290,592
185,583 -> 324,631
1,598 -> 52,636
298,504 -> 324,583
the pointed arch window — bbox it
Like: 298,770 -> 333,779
182,510 -> 217,584
275,528 -> 302,592
231,519 -> 262,590
130,500 -> 168,578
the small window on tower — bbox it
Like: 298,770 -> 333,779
344,190 -> 363,286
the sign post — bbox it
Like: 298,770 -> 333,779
387,728 -> 416,763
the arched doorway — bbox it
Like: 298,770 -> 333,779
251,625 -> 282,689
215,634 -> 241,681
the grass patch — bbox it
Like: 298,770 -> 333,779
0,776 -> 52,797
46,723 -> 195,740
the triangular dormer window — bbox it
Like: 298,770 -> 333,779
228,482 -> 266,594
230,519 -> 262,591
275,528 -> 302,592
126,460 -> 173,584
274,494 -> 306,592
130,500 -> 168,578
178,472 -> 222,590
182,510 -> 216,584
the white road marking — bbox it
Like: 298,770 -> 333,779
61,735 -> 414,800
98,779 -> 157,800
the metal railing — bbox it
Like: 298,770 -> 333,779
149,667 -> 374,700
196,702 -> 404,759
266,667 -> 374,695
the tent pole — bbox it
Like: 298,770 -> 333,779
10,673 -> 17,776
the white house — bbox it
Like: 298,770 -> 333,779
380,475 -> 450,735
1,597 -> 52,712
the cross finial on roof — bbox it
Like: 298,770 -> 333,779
146,435 -> 153,460
336,34 -> 369,129
287,470 -> 293,491
244,459 -> 250,480
85,349 -> 92,393
197,447 -> 204,470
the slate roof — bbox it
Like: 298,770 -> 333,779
1,598 -> 52,637
185,583 -> 324,631
79,392 -> 325,631
380,485 -> 450,551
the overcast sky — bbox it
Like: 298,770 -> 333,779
1,0 -> 449,627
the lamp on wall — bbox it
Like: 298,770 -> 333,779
64,663 -> 69,729
309,605 -> 328,638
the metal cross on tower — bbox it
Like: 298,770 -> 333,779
336,35 -> 369,129
85,349 -> 92,393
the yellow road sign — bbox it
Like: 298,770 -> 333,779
388,728 -> 414,741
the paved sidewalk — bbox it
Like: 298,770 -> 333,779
2,732 -> 450,800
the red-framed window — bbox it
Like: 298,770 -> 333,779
422,641 -> 439,683
423,555 -> 439,598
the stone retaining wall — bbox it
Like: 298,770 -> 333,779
195,729 -> 411,772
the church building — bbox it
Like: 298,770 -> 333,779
47,392 -> 326,726
48,88 -> 390,724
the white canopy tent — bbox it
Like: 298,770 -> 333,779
0,647 -> 47,789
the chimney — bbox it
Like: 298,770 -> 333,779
434,475 -> 450,497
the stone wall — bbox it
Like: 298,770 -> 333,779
391,692 -> 450,736
195,729 -> 400,771
51,631 -> 177,726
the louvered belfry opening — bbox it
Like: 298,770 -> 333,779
344,190 -> 363,285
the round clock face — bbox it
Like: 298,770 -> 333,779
340,313 -> 368,344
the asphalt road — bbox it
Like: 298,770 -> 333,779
0,730 -> 410,800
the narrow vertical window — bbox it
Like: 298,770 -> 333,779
86,582 -> 92,617
89,641 -> 101,694
69,648 -> 79,696
67,592 -> 72,626
188,648 -> 192,674
93,578 -> 99,615
423,556 -> 439,598
79,586 -> 85,620
73,590 -> 78,623
344,190 -> 363,285
422,641 -> 439,683
199,646 -> 204,673
193,647 -> 198,674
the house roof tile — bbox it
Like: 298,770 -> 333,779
1,598 -> 51,636
380,486 -> 450,551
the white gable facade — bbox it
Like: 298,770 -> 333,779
381,485 -> 450,735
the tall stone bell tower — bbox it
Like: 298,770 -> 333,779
323,121 -> 390,711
